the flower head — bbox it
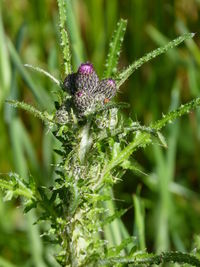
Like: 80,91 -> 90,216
63,62 -> 117,115
75,62 -> 99,93
93,78 -> 117,100
63,73 -> 77,94
73,90 -> 93,114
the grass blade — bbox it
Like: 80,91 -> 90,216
0,2 -> 11,107
66,0 -> 85,68
0,257 -> 16,267
7,38 -> 53,110
103,188 -> 127,250
133,194 -> 146,250
26,211 -> 47,267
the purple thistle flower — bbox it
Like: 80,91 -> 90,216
75,62 -> 99,93
62,62 -> 117,115
78,62 -> 94,74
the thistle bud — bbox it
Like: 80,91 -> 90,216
75,62 -> 99,93
63,73 -> 77,95
73,90 -> 93,114
93,78 -> 117,100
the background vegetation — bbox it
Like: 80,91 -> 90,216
1,0 -> 200,266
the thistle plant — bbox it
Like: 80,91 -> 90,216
1,0 -> 200,266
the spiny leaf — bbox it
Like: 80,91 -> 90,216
6,100 -> 54,125
23,200 -> 37,213
24,64 -> 61,86
121,159 -> 147,176
99,251 -> 200,266
0,173 -> 36,200
128,123 -> 156,135
103,18 -> 127,78
57,0 -> 72,75
102,209 -> 128,226
152,97 -> 200,130
107,237 -> 137,257
117,32 -> 195,87
102,132 -> 151,177
101,97 -> 200,178
157,131 -> 168,148
84,102 -> 130,118
54,149 -> 65,156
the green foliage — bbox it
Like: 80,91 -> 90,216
152,96 -> 200,130
57,0 -> 72,75
7,100 -> 54,125
99,251 -> 200,266
103,18 -> 127,78
0,1 -> 11,108
24,64 -> 61,87
133,194 -> 146,250
117,33 -> 194,87
1,1 -> 200,267
0,172 -> 36,201
7,38 -> 53,110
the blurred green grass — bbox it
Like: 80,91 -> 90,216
1,0 -> 200,266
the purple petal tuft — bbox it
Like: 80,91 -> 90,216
75,62 -> 99,92
107,79 -> 116,87
78,62 -> 94,75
